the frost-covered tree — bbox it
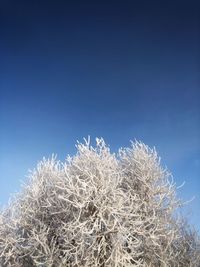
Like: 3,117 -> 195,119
0,138 -> 199,266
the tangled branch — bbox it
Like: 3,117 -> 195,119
0,138 -> 199,266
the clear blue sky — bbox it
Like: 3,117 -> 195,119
0,1 -> 199,230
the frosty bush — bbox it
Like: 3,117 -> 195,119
0,138 -> 199,266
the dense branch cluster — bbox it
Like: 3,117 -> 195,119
0,138 -> 199,266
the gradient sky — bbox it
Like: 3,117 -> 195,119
0,1 -> 200,230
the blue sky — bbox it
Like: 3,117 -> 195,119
0,1 -> 199,230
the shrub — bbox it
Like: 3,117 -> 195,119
0,138 -> 199,266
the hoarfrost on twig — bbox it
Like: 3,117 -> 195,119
0,138 -> 199,266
